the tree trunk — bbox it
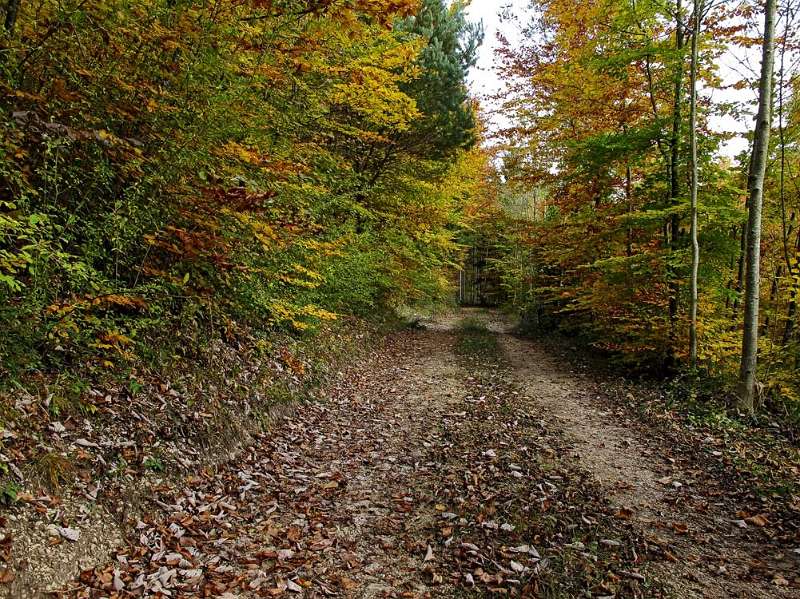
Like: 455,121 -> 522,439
738,0 -> 777,412
626,162 -> 633,257
668,0 -> 685,352
785,293 -> 797,344
732,217 -> 748,319
777,6 -> 797,346
783,226 -> 800,344
764,265 -> 782,336
688,0 -> 702,370
669,0 -> 684,209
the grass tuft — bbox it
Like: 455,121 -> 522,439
455,317 -> 500,358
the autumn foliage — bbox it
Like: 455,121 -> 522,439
0,0 -> 487,378
489,0 -> 800,419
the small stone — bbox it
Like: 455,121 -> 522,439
58,526 -> 80,542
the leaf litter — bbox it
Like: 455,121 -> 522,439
50,324 -> 658,597
3,310 -> 797,597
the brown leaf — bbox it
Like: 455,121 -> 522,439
671,522 -> 689,534
615,507 -> 634,520
745,514 -> 769,527
772,575 -> 789,587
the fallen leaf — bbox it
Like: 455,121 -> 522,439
277,549 -> 295,561
745,514 -> 769,527
74,438 -> 99,448
672,522 -> 689,534
615,507 -> 634,520
772,575 -> 789,587
112,569 -> 124,591
510,544 -> 541,558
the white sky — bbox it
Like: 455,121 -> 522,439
463,0 -> 755,159
464,1 -> 528,134
464,1 -> 528,101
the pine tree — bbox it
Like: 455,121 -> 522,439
397,0 -> 483,158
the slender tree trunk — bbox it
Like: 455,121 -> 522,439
725,226 -> 739,310
473,246 -> 478,305
777,5 -> 796,346
732,219 -> 748,318
738,0 -> 777,412
784,226 -> 800,343
669,0 -> 684,209
785,293 -> 798,344
688,0 -> 702,370
668,0 -> 685,353
4,0 -> 20,33
765,265 -> 782,336
626,162 -> 633,257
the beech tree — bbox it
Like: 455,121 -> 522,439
738,0 -> 778,412
688,0 -> 703,370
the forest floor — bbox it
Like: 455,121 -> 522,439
5,309 -> 800,597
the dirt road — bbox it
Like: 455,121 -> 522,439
49,310 -> 800,597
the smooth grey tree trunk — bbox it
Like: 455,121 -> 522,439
688,0 -> 702,370
738,0 -> 777,412
667,0 -> 685,352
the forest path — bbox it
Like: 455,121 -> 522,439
65,309 -> 798,598
499,330 -> 798,599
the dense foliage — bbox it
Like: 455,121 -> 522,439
489,0 -> 800,419
0,0 -> 488,383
